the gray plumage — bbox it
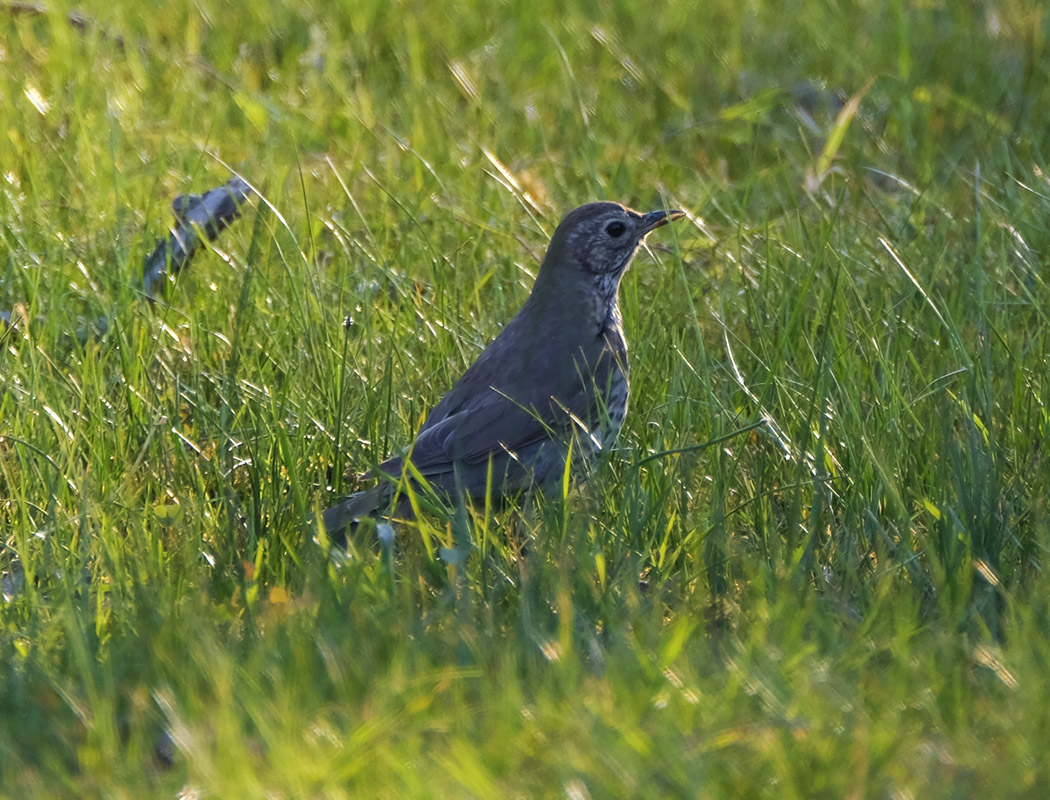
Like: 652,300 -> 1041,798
322,201 -> 682,534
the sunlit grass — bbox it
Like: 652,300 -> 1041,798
2,0 -> 1050,796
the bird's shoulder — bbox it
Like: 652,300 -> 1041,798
423,302 -> 615,425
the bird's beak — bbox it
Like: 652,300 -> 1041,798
640,208 -> 686,233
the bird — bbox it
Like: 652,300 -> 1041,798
321,201 -> 684,535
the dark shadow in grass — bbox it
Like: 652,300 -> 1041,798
0,176 -> 255,340
142,176 -> 255,299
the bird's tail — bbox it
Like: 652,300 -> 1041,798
319,484 -> 390,536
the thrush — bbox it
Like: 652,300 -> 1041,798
321,201 -> 683,534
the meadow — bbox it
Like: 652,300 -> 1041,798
2,0 -> 1049,796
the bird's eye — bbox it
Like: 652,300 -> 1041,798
605,221 -> 626,238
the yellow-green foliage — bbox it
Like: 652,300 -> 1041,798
2,1 -> 1050,796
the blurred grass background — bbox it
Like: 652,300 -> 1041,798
2,0 -> 1050,795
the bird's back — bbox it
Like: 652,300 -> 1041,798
378,285 -> 629,497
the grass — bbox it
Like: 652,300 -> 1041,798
2,0 -> 1050,796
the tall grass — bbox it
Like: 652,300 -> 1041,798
2,0 -> 1050,795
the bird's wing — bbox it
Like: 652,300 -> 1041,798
407,383 -> 573,470
384,330 -> 620,479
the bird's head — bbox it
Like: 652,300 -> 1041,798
536,201 -> 684,306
